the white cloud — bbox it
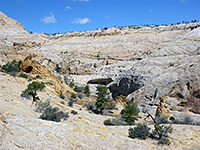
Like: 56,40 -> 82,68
72,18 -> 91,24
65,6 -> 72,10
41,13 -> 57,24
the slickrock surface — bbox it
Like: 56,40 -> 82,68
1,72 -> 200,150
0,11 -> 200,150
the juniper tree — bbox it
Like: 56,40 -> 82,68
22,81 -> 45,102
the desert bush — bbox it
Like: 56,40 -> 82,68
128,124 -> 150,140
84,85 -> 90,94
18,73 -> 28,79
59,91 -> 65,100
77,93 -> 83,99
74,85 -> 83,92
105,102 -> 116,110
35,100 -> 50,113
150,123 -> 173,145
40,106 -> 69,122
2,60 -> 22,72
158,137 -> 171,145
69,80 -> 75,88
121,101 -> 138,125
103,118 -> 126,126
85,92 -> 90,97
21,82 -> 45,102
71,110 -> 78,115
2,60 -> 22,76
71,93 -> 77,99
85,101 -> 96,110
68,101 -> 73,107
156,115 -> 169,124
56,64 -> 61,73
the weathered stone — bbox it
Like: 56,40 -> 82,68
155,96 -> 173,118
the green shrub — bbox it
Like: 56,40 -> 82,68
158,137 -> 171,145
105,102 -> 116,110
128,124 -> 150,140
95,86 -> 109,112
69,80 -> 75,88
59,91 -> 65,100
74,85 -> 83,92
71,93 -> 77,99
156,115 -> 169,124
103,118 -> 126,126
2,60 -> 22,75
121,102 -> 138,125
71,110 -> 78,115
40,106 -> 69,122
18,73 -> 28,79
35,100 -> 50,113
84,85 -> 90,94
22,82 -> 45,102
68,101 -> 73,107
150,123 -> 173,145
56,64 -> 61,73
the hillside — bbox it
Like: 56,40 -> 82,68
0,11 -> 200,150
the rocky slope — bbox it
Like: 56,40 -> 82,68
0,11 -> 200,149
1,72 -> 200,150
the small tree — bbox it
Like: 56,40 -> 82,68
95,86 -> 109,112
121,101 -> 138,125
22,82 -> 45,102
71,93 -> 77,99
84,85 -> 90,94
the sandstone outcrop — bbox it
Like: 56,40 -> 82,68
155,96 -> 173,118
1,72 -> 200,150
1,11 -> 200,149
20,56 -> 74,98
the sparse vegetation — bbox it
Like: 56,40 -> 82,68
84,85 -> 90,94
35,100 -> 69,122
105,102 -> 116,110
21,81 -> 45,102
68,101 -> 73,107
59,91 -> 65,99
128,124 -> 150,140
35,100 -> 50,113
151,123 -> 173,145
2,60 -> 22,76
55,64 -> 61,73
40,106 -> 69,122
69,79 -> 75,88
74,85 -> 84,92
71,93 -> 77,99
103,118 -> 126,126
18,73 -> 28,79
71,110 -> 78,115
121,101 -> 138,125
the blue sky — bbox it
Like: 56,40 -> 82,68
0,0 -> 200,34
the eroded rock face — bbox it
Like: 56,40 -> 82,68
87,78 -> 113,85
109,75 -> 149,98
109,27 -> 200,115
155,96 -> 173,118
20,56 -> 74,98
